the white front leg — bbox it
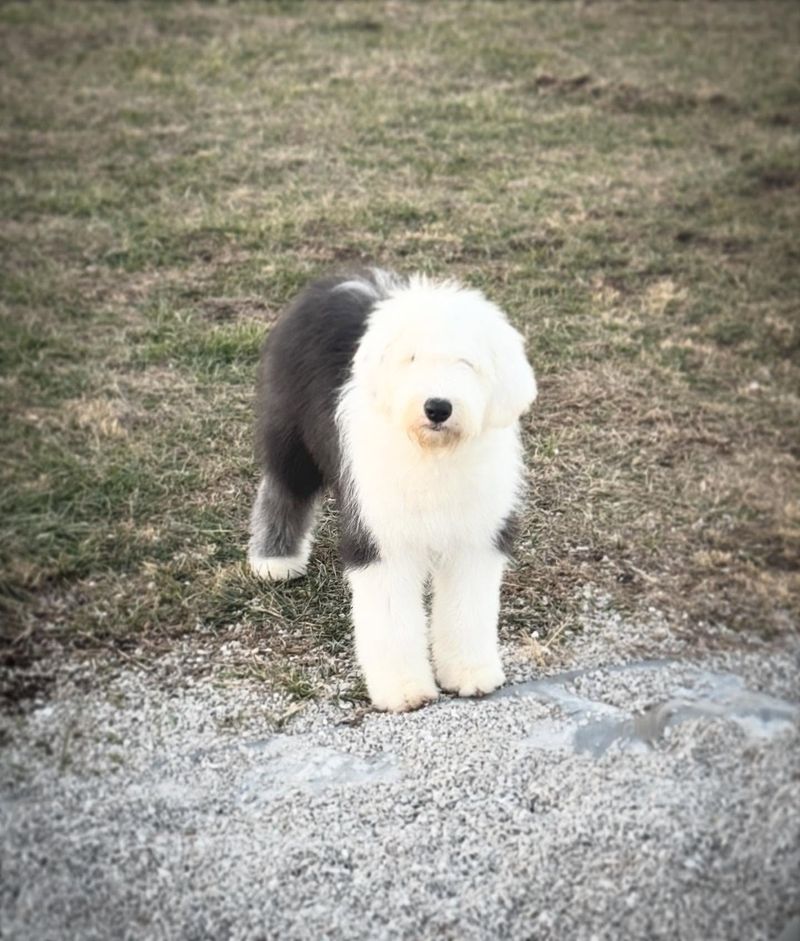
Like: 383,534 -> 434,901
431,547 -> 507,697
347,559 -> 438,713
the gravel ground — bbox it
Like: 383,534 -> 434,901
2,606 -> 799,941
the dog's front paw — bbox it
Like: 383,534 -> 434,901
435,658 -> 506,698
368,674 -> 439,713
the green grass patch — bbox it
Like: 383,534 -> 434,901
135,302 -> 265,380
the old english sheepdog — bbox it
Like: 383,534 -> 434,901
248,269 -> 537,712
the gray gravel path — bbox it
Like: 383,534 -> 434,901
2,610 -> 799,941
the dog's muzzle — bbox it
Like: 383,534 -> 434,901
410,397 -> 461,449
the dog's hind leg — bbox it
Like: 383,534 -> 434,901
248,437 -> 322,581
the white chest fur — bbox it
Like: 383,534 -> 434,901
340,400 -> 523,558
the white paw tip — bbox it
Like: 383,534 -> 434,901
369,681 -> 440,714
437,662 -> 506,698
248,554 -> 308,582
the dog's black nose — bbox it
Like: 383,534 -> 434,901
424,398 -> 452,424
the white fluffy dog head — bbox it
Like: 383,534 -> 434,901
351,277 -> 537,450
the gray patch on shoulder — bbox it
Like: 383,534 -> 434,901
340,517 -> 380,569
336,479 -> 380,568
494,515 -> 518,557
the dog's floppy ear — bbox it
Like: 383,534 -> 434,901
351,308 -> 397,400
485,317 -> 537,428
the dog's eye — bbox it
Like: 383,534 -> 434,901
409,354 -> 415,363
458,358 -> 476,371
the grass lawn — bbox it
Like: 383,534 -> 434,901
1,0 -> 798,708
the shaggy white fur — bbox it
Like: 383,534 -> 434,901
336,277 -> 536,711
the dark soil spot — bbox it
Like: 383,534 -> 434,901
0,651 -> 56,716
200,297 -> 275,323
755,167 -> 799,190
